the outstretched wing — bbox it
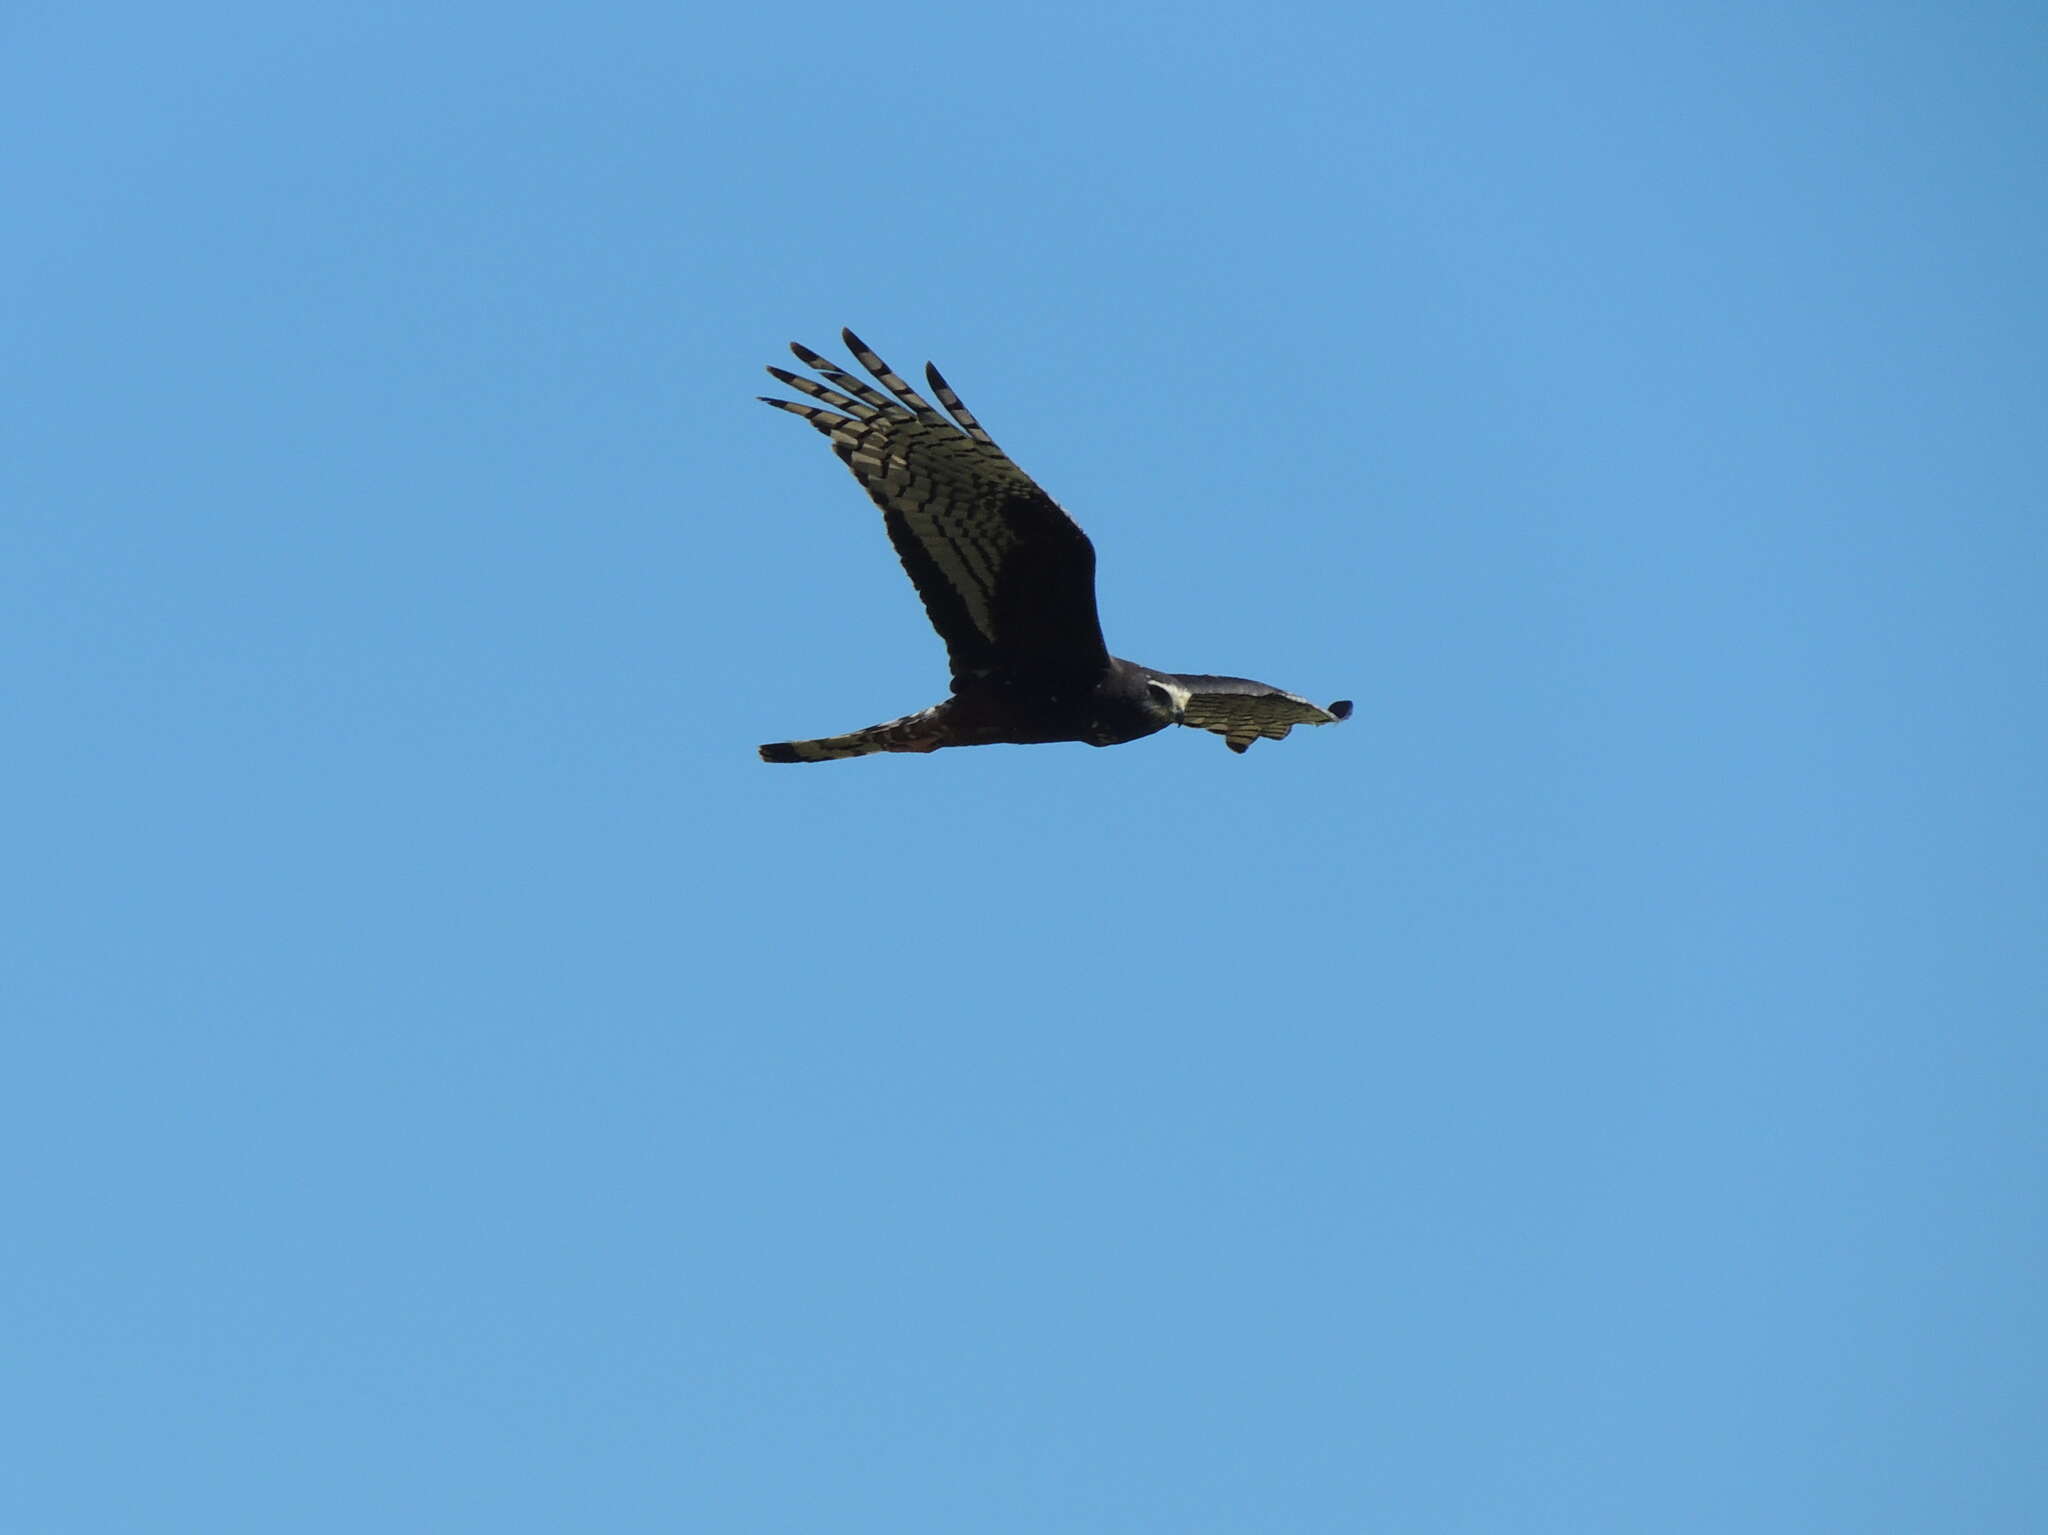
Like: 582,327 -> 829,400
760,330 -> 1110,689
1170,674 -> 1355,754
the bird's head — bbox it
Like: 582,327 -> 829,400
1141,677 -> 1190,726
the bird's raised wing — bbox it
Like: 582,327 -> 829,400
761,330 -> 1109,689
1168,674 -> 1354,754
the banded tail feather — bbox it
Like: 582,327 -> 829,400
758,704 -> 949,763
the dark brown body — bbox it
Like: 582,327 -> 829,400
754,331 -> 1349,763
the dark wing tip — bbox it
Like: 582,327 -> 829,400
1225,739 -> 1253,754
840,325 -> 867,352
759,742 -> 801,763
1328,700 -> 1354,720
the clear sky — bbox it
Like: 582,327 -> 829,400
6,3 -> 2043,1531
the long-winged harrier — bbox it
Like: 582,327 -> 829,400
757,330 -> 1351,762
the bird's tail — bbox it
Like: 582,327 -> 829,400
758,704 -> 950,763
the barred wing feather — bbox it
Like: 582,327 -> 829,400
1173,675 -> 1355,754
760,330 -> 1109,688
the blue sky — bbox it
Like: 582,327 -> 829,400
6,3 -> 2043,1530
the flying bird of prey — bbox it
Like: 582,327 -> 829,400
757,330 -> 1351,762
